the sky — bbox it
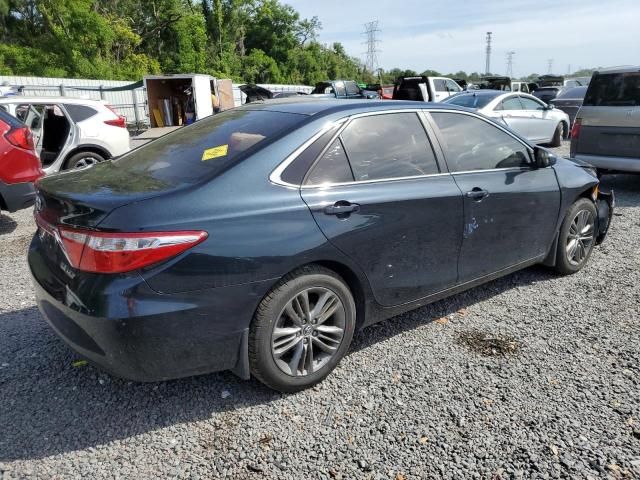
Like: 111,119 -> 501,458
285,0 -> 640,78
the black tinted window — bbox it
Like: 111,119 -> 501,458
113,109 -> 303,186
431,112 -> 531,172
341,113 -> 439,181
304,138 -> 354,185
583,72 -> 640,106
556,86 -> 587,99
64,104 -> 98,122
445,94 -> 496,109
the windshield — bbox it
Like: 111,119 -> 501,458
443,94 -> 497,109
111,109 -> 305,188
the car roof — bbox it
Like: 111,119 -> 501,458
0,96 -> 109,105
595,66 -> 640,74
237,99 -> 473,117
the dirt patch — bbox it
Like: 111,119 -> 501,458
456,329 -> 521,357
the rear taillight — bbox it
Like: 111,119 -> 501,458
570,118 -> 581,139
49,223 -> 207,273
104,105 -> 127,128
5,126 -> 35,151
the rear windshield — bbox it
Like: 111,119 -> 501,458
444,94 -> 496,109
583,72 -> 640,106
556,86 -> 587,99
0,108 -> 25,129
112,109 -> 304,186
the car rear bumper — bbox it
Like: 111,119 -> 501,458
30,254 -> 275,382
0,180 -> 36,212
572,154 -> 640,173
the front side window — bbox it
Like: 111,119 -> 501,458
333,81 -> 346,96
345,81 -> 360,96
499,96 -> 524,111
445,79 -> 461,93
431,112 -> 531,172
519,97 -> 546,110
340,113 -> 439,181
433,79 -> 447,92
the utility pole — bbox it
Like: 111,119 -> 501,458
547,58 -> 554,74
506,51 -> 515,77
363,21 -> 381,74
485,32 -> 493,75
567,64 -> 571,75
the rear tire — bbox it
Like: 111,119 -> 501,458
249,265 -> 356,392
553,198 -> 597,275
66,151 -> 106,170
550,122 -> 564,147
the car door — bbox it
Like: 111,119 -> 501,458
15,103 -> 45,155
432,79 -> 449,102
428,111 -> 560,282
519,95 -> 557,142
493,95 -> 531,139
300,111 -> 464,307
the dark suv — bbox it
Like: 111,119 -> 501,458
570,67 -> 640,173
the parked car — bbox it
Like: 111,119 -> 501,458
564,77 -> 591,88
0,97 -> 130,174
550,86 -> 588,127
310,81 -> 378,99
527,82 -> 539,93
0,109 -> 43,213
30,100 -> 613,392
272,91 -> 308,99
532,86 -> 563,104
444,90 -> 570,146
512,82 -> 530,93
570,67 -> 640,173
239,84 -> 273,103
392,76 -> 462,102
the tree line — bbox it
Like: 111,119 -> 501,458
0,1 -> 595,85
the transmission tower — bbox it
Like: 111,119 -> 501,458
547,58 -> 554,74
506,51 -> 515,77
485,32 -> 493,75
363,21 -> 381,73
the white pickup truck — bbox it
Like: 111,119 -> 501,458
392,76 -> 462,102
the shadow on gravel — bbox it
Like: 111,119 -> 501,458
0,266 -> 557,462
600,174 -> 640,208
350,265 -> 555,356
0,214 -> 17,235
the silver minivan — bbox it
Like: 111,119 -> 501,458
570,67 -> 640,173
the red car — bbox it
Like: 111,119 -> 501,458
0,109 -> 43,213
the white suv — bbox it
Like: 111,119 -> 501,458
0,97 -> 130,174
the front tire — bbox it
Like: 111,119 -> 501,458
553,198 -> 597,275
249,265 -> 356,392
549,122 -> 564,147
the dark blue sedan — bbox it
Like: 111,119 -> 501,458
29,100 -> 613,392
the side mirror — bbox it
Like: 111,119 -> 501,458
546,104 -> 555,110
534,147 -> 554,168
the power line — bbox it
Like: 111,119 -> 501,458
485,32 -> 492,75
363,21 -> 381,73
506,51 -> 515,77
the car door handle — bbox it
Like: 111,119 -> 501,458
465,188 -> 490,201
324,201 -> 360,216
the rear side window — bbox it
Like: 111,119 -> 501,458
445,94 -> 496,109
431,112 -> 531,172
340,113 -> 439,181
304,138 -> 354,185
583,72 -> 640,106
113,109 -> 303,186
64,104 -> 98,122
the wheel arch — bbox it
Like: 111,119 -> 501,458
63,144 -> 112,170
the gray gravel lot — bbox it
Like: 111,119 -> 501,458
1,142 -> 639,479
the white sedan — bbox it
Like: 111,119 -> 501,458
443,90 -> 570,147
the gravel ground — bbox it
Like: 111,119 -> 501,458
1,141 -> 639,479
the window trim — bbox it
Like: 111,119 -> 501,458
269,108 -> 535,189
270,109 -> 445,189
422,109 -> 535,174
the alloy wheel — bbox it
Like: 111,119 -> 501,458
271,287 -> 346,377
74,156 -> 100,169
566,209 -> 594,265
